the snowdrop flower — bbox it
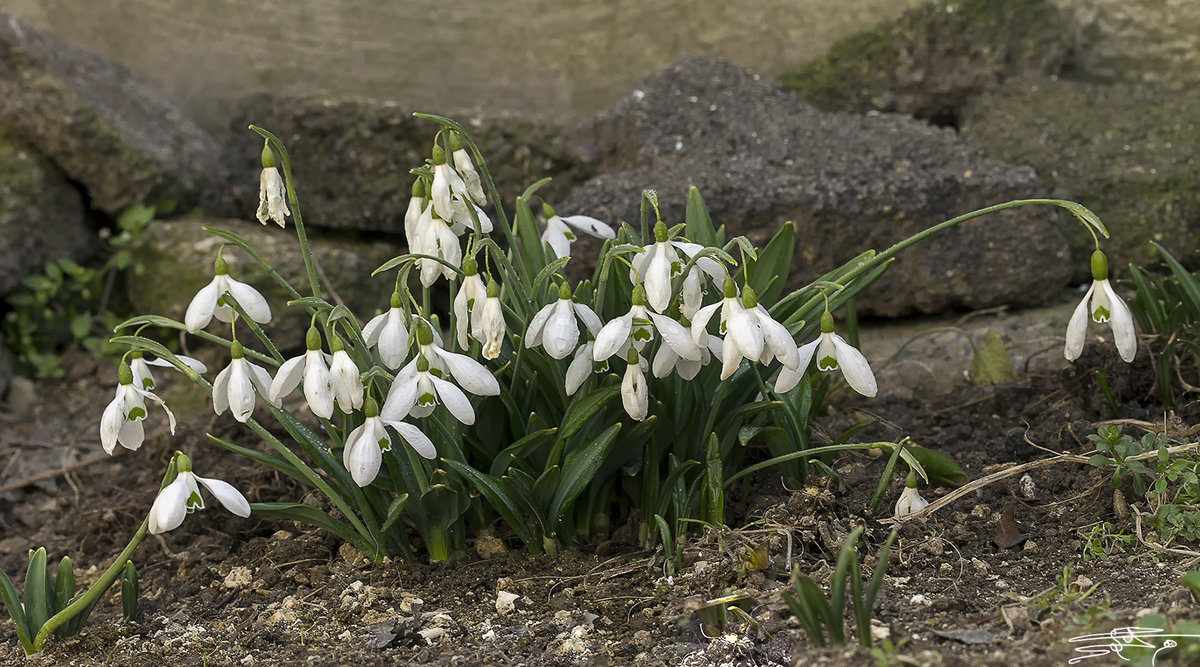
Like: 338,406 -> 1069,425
449,132 -> 486,205
148,452 -> 251,534
256,145 -> 290,228
212,341 -> 277,423
691,280 -> 799,380
100,361 -> 177,455
411,319 -> 501,397
430,144 -> 467,222
526,282 -> 603,359
653,321 -> 722,380
478,281 -> 506,360
343,398 -> 435,487
328,337 -> 364,413
621,349 -> 649,421
362,293 -> 411,369
454,258 -> 488,350
775,311 -> 877,397
128,351 -> 208,390
1065,250 -> 1136,363
565,338 -> 602,396
449,194 -> 493,236
416,209 -> 463,287
894,472 -> 929,518
594,284 -> 701,367
270,327 -> 335,419
404,179 -> 428,252
381,320 -> 500,424
632,222 -> 728,314
184,256 -> 272,333
540,203 -> 614,260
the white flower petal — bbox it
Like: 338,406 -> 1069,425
565,342 -> 595,395
1099,279 -> 1137,362
593,314 -> 633,362
195,475 -> 252,517
435,347 -> 500,396
831,334 -> 877,398
525,302 -> 555,348
572,302 -> 604,336
99,397 -> 123,455
755,307 -> 800,369
303,353 -> 334,419
644,248 -> 673,313
691,302 -> 722,348
560,215 -> 614,239
227,360 -> 259,423
1063,284 -> 1095,362
211,365 -> 231,416
430,375 -> 476,425
269,356 -> 305,403
226,278 -> 272,324
344,421 -> 385,487
148,478 -> 190,534
184,278 -> 221,333
543,300 -> 579,359
650,313 -> 701,361
386,420 -> 437,460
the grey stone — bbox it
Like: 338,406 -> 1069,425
127,219 -> 404,347
0,132 -> 93,294
564,57 -> 1072,317
4,375 -> 36,414
960,77 -> 1200,278
777,0 -> 1070,123
0,12 -> 223,216
220,95 -> 590,233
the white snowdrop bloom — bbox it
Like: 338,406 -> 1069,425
328,339 -> 364,413
653,327 -> 722,381
404,179 -> 428,252
631,222 -> 728,314
409,319 -> 500,398
478,281 -> 506,360
450,132 -> 487,205
540,203 -> 614,260
256,167 -> 290,228
775,311 -> 877,397
430,145 -> 467,222
593,285 -> 702,370
343,399 -> 435,487
381,355 -> 478,425
362,295 -> 411,370
565,340 -> 601,396
129,353 -> 208,391
1065,250 -> 1136,363
100,362 -> 177,455
212,342 -> 277,423
691,281 -> 799,380
184,257 -> 272,333
894,475 -> 929,518
417,210 -> 463,288
454,260 -> 489,350
621,350 -> 649,421
269,327 -> 335,419
525,283 -> 603,360
449,194 -> 493,236
148,453 -> 251,534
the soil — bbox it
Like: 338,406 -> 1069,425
2,337 -> 1199,667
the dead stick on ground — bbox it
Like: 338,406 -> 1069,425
882,441 -> 1200,526
0,452 -> 111,494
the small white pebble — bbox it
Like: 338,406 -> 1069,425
496,590 -> 520,614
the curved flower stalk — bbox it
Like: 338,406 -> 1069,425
212,341 -> 277,423
148,452 -> 251,534
526,282 -> 604,360
343,398 -> 435,487
184,255 -> 272,333
776,311 -> 877,397
1065,250 -> 1136,363
129,351 -> 208,391
362,292 -> 411,369
256,144 -> 290,228
633,221 -> 728,314
540,202 -> 614,260
692,280 -> 799,380
100,361 -> 177,454
270,327 -> 335,419
593,284 -> 701,368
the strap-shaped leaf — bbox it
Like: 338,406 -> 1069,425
829,527 -> 863,645
250,502 -> 372,553
379,494 -> 410,535
488,427 -> 557,477
52,557 -> 74,639
23,548 -> 49,644
684,187 -> 718,247
795,576 -> 836,646
781,585 -> 826,648
548,423 -> 621,528
120,561 -> 138,622
745,222 -> 795,307
558,384 -> 622,442
1153,241 -> 1200,315
0,567 -> 34,655
858,530 -> 897,646
440,459 -> 538,549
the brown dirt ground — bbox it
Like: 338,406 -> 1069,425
2,339 -> 1200,667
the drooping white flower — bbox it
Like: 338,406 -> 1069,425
454,259 -> 489,350
343,398 -> 435,487
328,338 -> 364,413
525,283 -> 603,360
620,349 -> 649,421
129,352 -> 208,391
653,326 -> 722,381
212,342 -> 277,423
362,294 -> 411,370
404,179 -> 428,252
256,169 -> 290,228
380,319 -> 500,425
148,453 -> 251,534
100,361 -> 177,455
416,210 -> 463,287
430,145 -> 467,222
478,281 -> 506,360
269,327 -> 335,419
631,222 -> 728,315
894,473 -> 929,518
411,319 -> 501,397
540,203 -> 615,260
691,281 -> 799,380
593,284 -> 702,370
450,132 -> 487,205
565,340 -> 601,396
775,311 -> 877,397
1065,250 -> 1136,363
184,256 -> 272,333
449,194 -> 493,236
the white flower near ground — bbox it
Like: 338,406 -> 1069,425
212,343 -> 277,423
416,210 -> 463,287
775,312 -> 877,397
540,203 -> 614,260
449,194 -> 492,236
362,298 -> 411,370
269,329 -> 335,419
256,166 -> 290,228
343,401 -> 435,487
100,363 -> 177,455
129,354 -> 208,391
431,149 -> 467,222
1064,251 -> 1136,363
184,257 -> 272,333
565,340 -> 601,396
404,181 -> 428,252
381,355 -> 479,425
653,330 -> 722,381
593,286 -> 702,373
148,454 -> 251,534
525,284 -> 603,360
894,482 -> 929,518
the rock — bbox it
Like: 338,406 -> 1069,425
960,77 -> 1200,277
566,57 -> 1071,317
222,95 -> 591,233
0,132 -> 94,294
0,12 -> 223,216
777,0 -> 1070,123
127,218 -> 403,345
